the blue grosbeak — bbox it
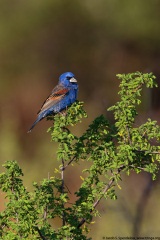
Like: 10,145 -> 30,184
28,72 -> 78,132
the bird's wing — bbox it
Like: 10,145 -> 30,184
37,84 -> 69,114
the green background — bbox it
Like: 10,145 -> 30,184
0,0 -> 160,238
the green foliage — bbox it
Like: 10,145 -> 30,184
0,72 -> 160,239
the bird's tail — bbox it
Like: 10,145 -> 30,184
27,118 -> 41,133
28,110 -> 54,133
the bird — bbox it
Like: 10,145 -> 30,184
28,72 -> 78,132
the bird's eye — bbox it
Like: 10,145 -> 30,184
66,76 -> 71,80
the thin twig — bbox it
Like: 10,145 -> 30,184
61,156 -> 76,171
129,165 -> 145,170
11,172 -> 19,223
43,206 -> 47,221
36,227 -> 47,240
43,173 -> 50,221
136,150 -> 160,154
64,183 -> 71,194
61,158 -> 65,226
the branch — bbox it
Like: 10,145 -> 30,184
61,158 -> 65,226
136,150 -> 160,154
129,165 -> 145,170
61,156 -> 76,171
133,175 -> 154,236
77,166 -> 125,228
36,227 -> 47,240
43,173 -> 50,221
126,125 -> 132,146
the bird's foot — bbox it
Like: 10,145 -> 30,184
59,110 -> 67,116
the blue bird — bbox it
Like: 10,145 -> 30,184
28,72 -> 78,132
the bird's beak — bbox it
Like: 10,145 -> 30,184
69,77 -> 77,83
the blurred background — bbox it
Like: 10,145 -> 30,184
0,0 -> 160,238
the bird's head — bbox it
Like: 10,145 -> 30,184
59,72 -> 78,87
